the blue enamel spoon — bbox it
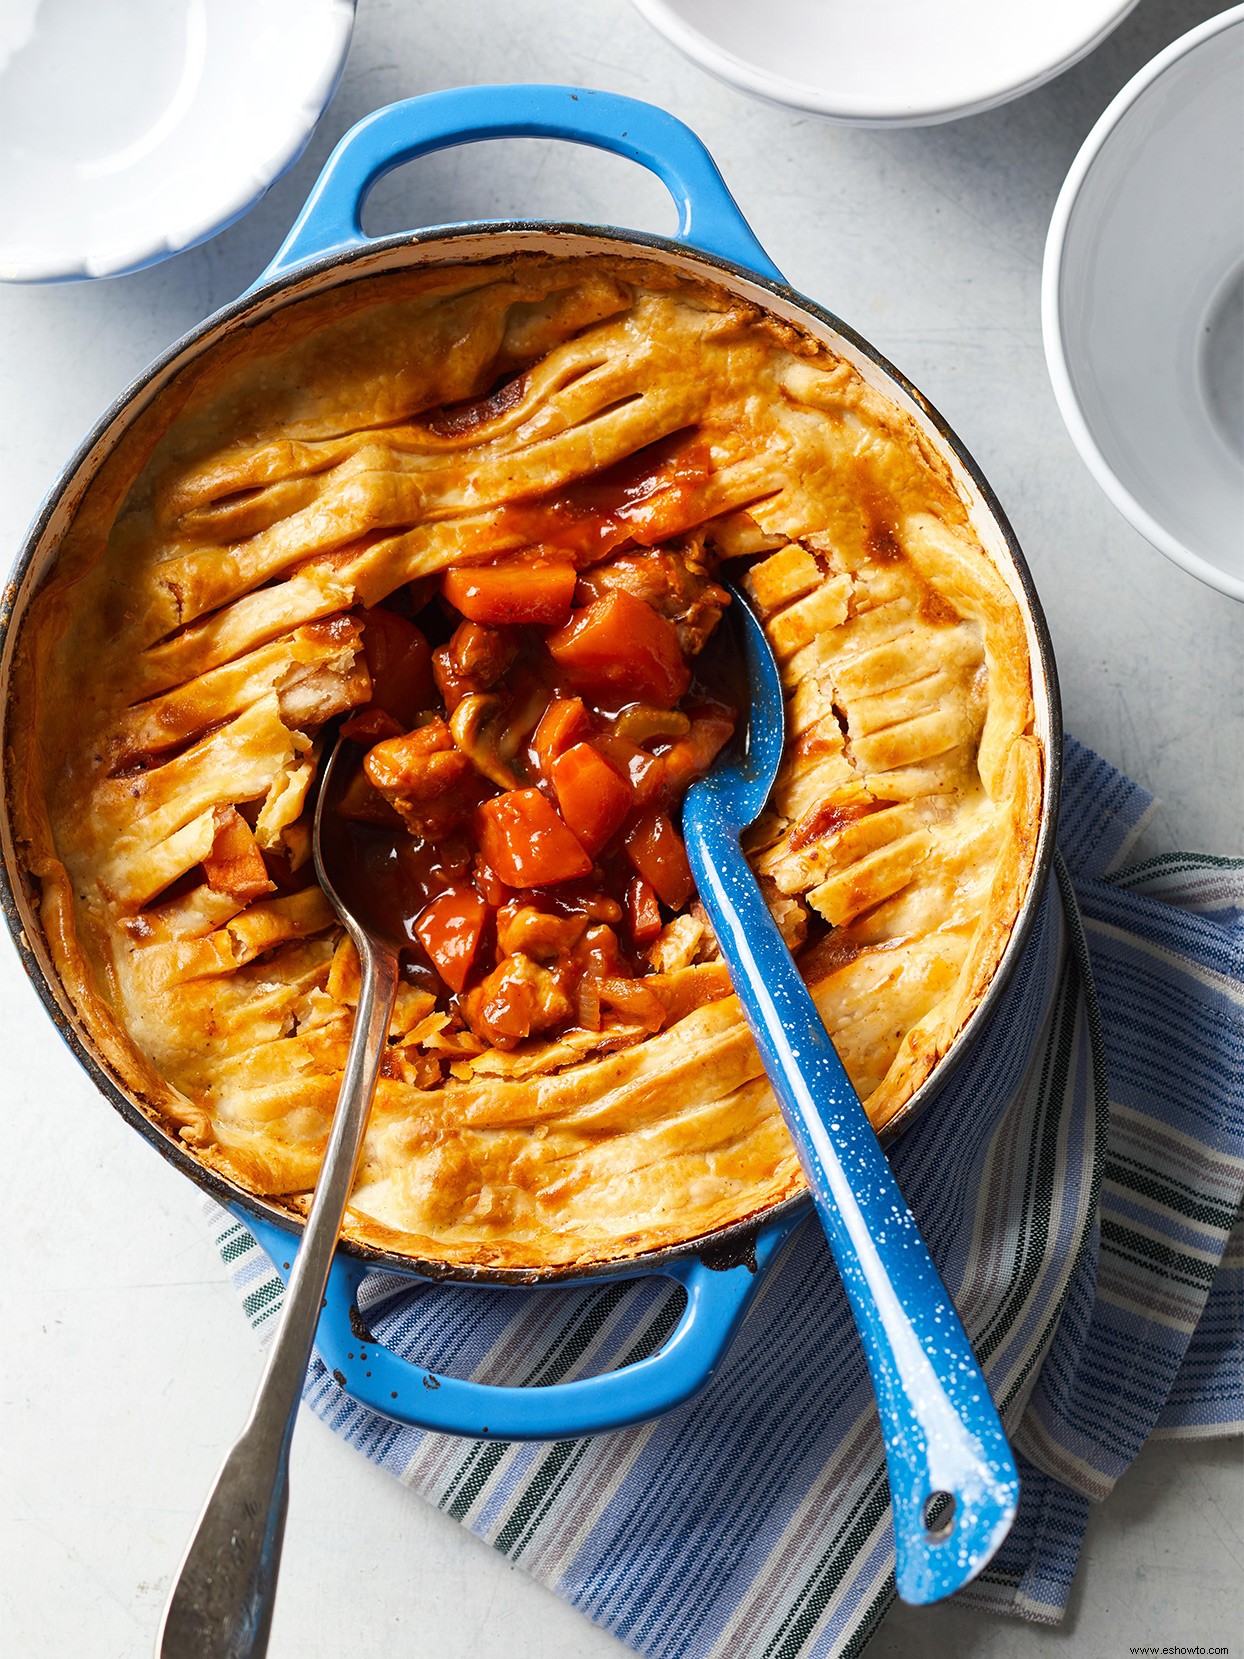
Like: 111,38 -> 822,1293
682,586 -> 1019,1605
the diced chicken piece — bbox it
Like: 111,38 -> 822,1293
363,718 -> 476,838
495,903 -> 588,962
276,653 -> 370,730
575,923 -> 634,981
461,953 -> 574,1049
433,621 -> 517,713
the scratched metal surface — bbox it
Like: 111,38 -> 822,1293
1,1 -> 1239,1656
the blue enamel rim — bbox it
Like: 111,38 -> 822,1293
0,87 -> 1060,1443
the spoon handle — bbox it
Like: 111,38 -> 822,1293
685,810 -> 1019,1604
158,941 -> 399,1659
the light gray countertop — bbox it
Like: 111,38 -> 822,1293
1,2 -> 1240,1655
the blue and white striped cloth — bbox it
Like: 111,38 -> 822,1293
212,737 -> 1243,1657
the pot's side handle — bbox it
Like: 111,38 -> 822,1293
255,84 -> 783,287
239,1208 -> 803,1440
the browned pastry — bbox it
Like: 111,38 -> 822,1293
9,255 -> 1042,1269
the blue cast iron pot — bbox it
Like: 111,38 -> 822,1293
0,84 -> 1062,1442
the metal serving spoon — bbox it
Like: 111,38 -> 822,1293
159,735 -> 400,1659
681,586 -> 1020,1605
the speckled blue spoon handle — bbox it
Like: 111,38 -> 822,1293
682,594 -> 1019,1604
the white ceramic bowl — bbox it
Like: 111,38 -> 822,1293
628,0 -> 1141,125
0,0 -> 356,283
1044,7 -> 1244,600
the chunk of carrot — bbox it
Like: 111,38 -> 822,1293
442,558 -> 577,627
547,590 -> 690,708
472,853 -> 511,908
415,886 -> 489,994
625,876 -> 664,946
477,788 -> 593,887
591,734 -> 664,808
551,742 -> 633,856
531,696 -> 593,781
622,808 -> 695,909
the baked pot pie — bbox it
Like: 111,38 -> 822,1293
9,254 -> 1043,1272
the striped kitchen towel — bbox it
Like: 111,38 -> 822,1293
211,736 -> 1243,1657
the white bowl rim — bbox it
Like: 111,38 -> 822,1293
1041,3 -> 1244,602
628,0 -> 1143,125
0,0 -> 357,284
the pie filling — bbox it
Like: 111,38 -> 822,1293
10,254 -> 1043,1269
326,528 -> 737,1058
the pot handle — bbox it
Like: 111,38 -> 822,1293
239,1207 -> 802,1439
256,84 -> 783,287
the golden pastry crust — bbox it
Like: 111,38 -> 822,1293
9,254 -> 1042,1269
